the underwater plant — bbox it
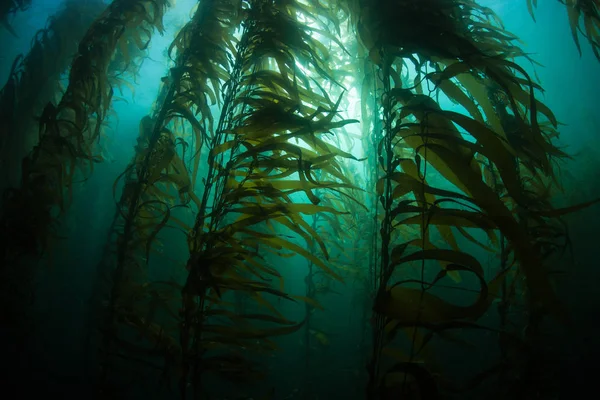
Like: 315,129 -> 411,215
94,0 -> 360,398
0,0 -> 106,193
0,0 -> 31,36
528,0 -> 600,62
0,0 -> 170,385
1,0 -> 599,399
0,0 -> 170,263
351,0 -> 599,398
0,0 -> 105,375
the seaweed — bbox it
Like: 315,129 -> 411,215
353,0 -> 600,398
0,0 -> 106,192
0,0 -> 170,264
0,0 -> 106,375
95,1 -> 359,397
0,0 -> 31,36
528,0 -> 600,62
1,0 -> 598,398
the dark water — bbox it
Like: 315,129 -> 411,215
1,0 -> 599,399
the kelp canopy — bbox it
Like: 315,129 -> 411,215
0,0 -> 599,399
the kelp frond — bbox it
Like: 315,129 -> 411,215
0,0 -> 106,191
357,0 -> 585,397
0,0 -> 170,265
528,0 -> 600,62
178,0 -> 358,396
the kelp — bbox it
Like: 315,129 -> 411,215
0,0 -> 106,192
95,0 -> 358,397
0,0 -> 30,36
354,0 -> 599,398
1,0 -> 597,397
0,0 -> 105,375
528,0 -> 600,62
96,0 -> 242,394
0,0 -> 170,265
300,165 -> 366,394
178,0 -> 359,396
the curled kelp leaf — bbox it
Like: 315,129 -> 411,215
374,253 -> 509,325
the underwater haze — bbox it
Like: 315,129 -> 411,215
1,0 -> 599,399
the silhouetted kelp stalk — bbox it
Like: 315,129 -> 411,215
0,0 -> 31,36
0,0 -> 170,266
528,0 -> 600,62
349,0 -> 600,398
302,212 -> 318,398
296,170 -> 365,396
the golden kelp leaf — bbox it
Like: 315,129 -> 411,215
266,236 -> 343,282
455,72 -> 505,136
527,0 -> 537,21
309,329 -> 330,346
437,79 -> 484,122
373,269 -> 499,325
272,215 -> 329,259
436,240 -> 462,283
566,2 -> 583,56
377,253 -> 510,327
392,249 -> 484,275
456,225 -> 498,252
399,135 -> 479,197
292,295 -> 324,310
426,143 -> 568,323
398,158 -> 436,207
503,79 -> 557,127
423,110 -> 525,205
211,139 -> 238,156
219,278 -> 295,301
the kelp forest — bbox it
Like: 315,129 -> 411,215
1,0 -> 600,399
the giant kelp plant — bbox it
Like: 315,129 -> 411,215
1,0 -> 599,399
1,0 -> 169,267
0,0 -> 105,375
355,0 -> 576,396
